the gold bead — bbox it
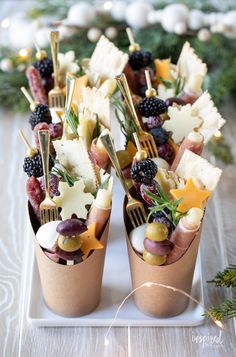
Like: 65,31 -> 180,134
145,88 -> 157,98
129,43 -> 140,52
135,150 -> 147,161
27,147 -> 38,157
36,50 -> 47,61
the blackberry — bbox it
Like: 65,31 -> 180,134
150,127 -> 171,145
23,153 -> 54,177
29,104 -> 52,129
138,97 -> 167,117
129,50 -> 153,71
33,57 -> 53,79
131,159 -> 157,184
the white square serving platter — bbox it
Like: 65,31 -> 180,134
27,175 -> 205,327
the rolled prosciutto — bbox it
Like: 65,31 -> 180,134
166,208 -> 203,265
87,188 -> 112,238
90,137 -> 109,170
171,131 -> 203,172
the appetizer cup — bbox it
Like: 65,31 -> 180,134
124,198 -> 202,318
29,202 -> 110,317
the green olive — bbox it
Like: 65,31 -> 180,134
145,222 -> 168,242
116,150 -> 132,169
143,250 -> 167,266
58,235 -> 82,252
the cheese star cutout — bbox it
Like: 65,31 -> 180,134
163,104 -> 202,143
54,180 -> 94,220
79,222 -> 103,259
170,178 -> 211,213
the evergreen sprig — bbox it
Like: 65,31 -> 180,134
52,163 -> 78,187
204,299 -> 236,321
64,106 -> 79,135
207,264 -> 236,287
146,183 -> 187,226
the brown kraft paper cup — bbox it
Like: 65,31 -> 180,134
28,202 -> 110,317
124,198 -> 202,318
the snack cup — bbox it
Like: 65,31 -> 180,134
124,199 -> 202,318
28,203 -> 110,317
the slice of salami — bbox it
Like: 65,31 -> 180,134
26,66 -> 48,104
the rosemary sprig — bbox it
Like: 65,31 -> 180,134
145,183 -> 187,227
204,299 -> 236,321
92,113 -> 101,140
111,96 -> 138,148
207,264 -> 236,288
157,77 -> 174,89
92,176 -> 110,197
65,106 -> 79,135
52,163 -> 78,187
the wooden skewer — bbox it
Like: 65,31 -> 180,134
20,87 -> 37,111
126,27 -> 135,46
133,132 -> 147,161
144,70 -> 156,98
33,40 -> 41,53
19,129 -> 38,156
126,27 -> 140,52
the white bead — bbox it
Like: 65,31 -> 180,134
174,22 -> 187,35
188,10 -> 204,30
110,1 -> 126,21
129,223 -> 147,254
161,4 -> 189,33
125,2 -> 153,29
0,58 -> 13,72
87,27 -> 102,42
147,10 -> 162,24
67,2 -> 95,26
198,28 -> 211,42
105,26 -> 118,40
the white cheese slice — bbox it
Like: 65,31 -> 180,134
175,149 -> 222,191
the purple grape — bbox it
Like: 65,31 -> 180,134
165,97 -> 186,107
157,143 -> 174,163
56,219 -> 87,236
140,182 -> 157,205
147,116 -> 163,130
49,123 -> 63,140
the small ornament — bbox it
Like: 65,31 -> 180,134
198,28 -> 211,42
125,2 -> 153,29
161,4 -> 189,33
188,10 -> 204,30
67,2 -> 95,27
105,26 -> 117,40
0,58 -> 13,72
110,1 -> 126,21
221,11 -> 236,39
170,178 -> 211,213
87,27 -> 102,42
17,63 -> 26,72
174,22 -> 187,35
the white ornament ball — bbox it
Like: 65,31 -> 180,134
125,2 -> 153,29
110,1 -> 126,21
0,58 -> 13,72
198,28 -> 211,42
105,26 -> 118,40
161,4 -> 189,33
147,10 -> 163,25
57,25 -> 75,40
174,22 -> 187,35
221,11 -> 236,39
35,27 -> 50,48
67,2 -> 95,26
87,27 -> 102,42
188,10 -> 204,30
8,14 -> 39,49
17,64 -> 26,72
